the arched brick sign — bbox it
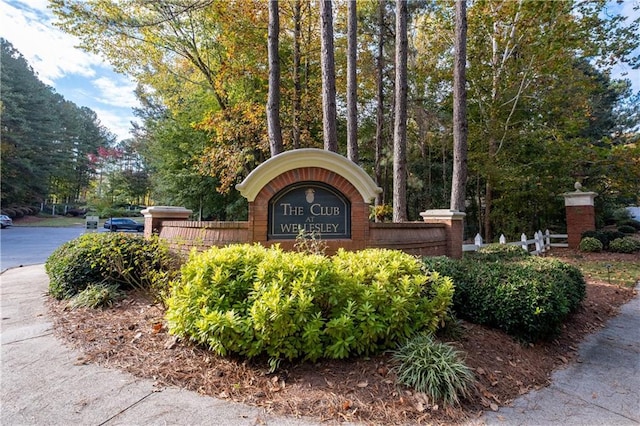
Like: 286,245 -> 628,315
236,149 -> 381,252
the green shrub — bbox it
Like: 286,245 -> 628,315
392,334 -> 475,406
466,243 -> 530,262
99,207 -> 143,219
608,237 -> 640,253
579,237 -> 603,252
581,230 -> 608,249
618,219 -> 640,231
603,230 -> 626,246
617,225 -> 636,235
166,244 -> 453,370
45,233 -> 177,300
422,256 -> 586,342
68,283 -> 124,309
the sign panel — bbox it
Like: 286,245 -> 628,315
269,182 -> 351,239
85,215 -> 99,231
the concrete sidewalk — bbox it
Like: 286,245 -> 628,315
482,285 -> 640,425
1,264 -> 638,425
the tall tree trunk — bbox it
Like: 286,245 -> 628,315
320,0 -> 338,152
374,0 -> 385,208
267,0 -> 283,156
450,0 -> 468,212
484,176 -> 493,241
347,0 -> 358,163
393,0 -> 408,222
292,0 -> 302,149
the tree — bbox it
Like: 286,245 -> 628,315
320,0 -> 338,152
346,0 -> 359,163
1,39 -> 110,207
374,0 -> 388,207
291,0 -> 303,149
450,0 -> 468,212
267,0 -> 283,156
393,0 -> 408,222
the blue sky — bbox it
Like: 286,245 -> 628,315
1,0 -> 638,143
0,0 -> 139,142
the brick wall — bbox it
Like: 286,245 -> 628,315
566,205 -> 595,248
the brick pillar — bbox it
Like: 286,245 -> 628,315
420,209 -> 466,259
562,186 -> 597,249
140,206 -> 192,238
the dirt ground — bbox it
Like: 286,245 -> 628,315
47,249 -> 638,425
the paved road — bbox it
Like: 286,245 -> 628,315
0,226 -> 89,271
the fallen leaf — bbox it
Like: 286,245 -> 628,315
130,332 -> 142,343
164,335 -> 178,349
490,403 -> 499,411
342,400 -> 352,410
416,402 -> 425,412
356,381 -> 368,388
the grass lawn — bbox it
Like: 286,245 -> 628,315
13,215 -> 97,228
574,259 -> 640,287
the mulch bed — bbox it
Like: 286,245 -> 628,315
47,249 -> 638,425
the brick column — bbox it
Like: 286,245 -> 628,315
140,206 -> 192,238
420,209 -> 466,259
562,186 -> 597,249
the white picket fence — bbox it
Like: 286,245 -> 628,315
463,230 -> 568,255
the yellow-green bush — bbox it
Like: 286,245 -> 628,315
166,244 -> 453,369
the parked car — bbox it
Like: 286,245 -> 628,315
0,215 -> 13,228
103,218 -> 144,232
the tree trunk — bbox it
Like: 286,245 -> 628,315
393,0 -> 408,222
374,0 -> 385,208
484,177 -> 493,242
320,0 -> 338,152
450,0 -> 468,212
267,0 -> 283,156
347,0 -> 358,163
292,0 -> 302,149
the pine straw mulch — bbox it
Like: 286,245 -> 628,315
46,249 -> 639,425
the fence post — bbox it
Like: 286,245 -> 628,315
535,230 -> 543,254
474,233 -> 483,248
499,234 -> 506,244
545,229 -> 551,251
520,233 -> 528,251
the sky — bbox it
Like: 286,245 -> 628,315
1,0 -> 638,144
0,0 -> 139,142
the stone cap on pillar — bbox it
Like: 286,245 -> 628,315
141,206 -> 193,219
420,209 -> 466,221
562,183 -> 597,207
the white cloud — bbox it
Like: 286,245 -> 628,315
93,76 -> 139,108
93,107 -> 134,141
0,0 -> 139,141
0,0 -> 100,84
